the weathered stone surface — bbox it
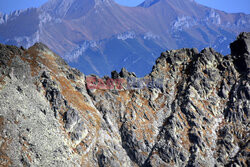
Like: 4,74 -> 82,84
0,33 -> 249,166
230,32 -> 250,72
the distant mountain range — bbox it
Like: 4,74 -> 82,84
0,0 -> 250,76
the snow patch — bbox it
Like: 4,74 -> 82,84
172,16 -> 197,31
6,31 -> 40,48
224,17 -> 249,29
39,12 -> 52,25
117,31 -> 136,40
132,57 -> 141,64
0,14 -> 8,24
9,10 -> 24,17
144,32 -> 159,40
236,18 -> 247,26
14,31 -> 40,48
64,41 -> 98,62
0,8 -> 40,25
123,57 -> 128,62
38,12 -> 62,30
218,36 -> 227,43
206,9 -> 221,25
0,8 -> 35,24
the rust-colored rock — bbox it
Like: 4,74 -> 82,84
0,33 -> 249,166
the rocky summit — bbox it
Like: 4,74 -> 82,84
0,32 -> 249,167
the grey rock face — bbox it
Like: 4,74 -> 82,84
230,32 -> 250,73
0,33 -> 249,167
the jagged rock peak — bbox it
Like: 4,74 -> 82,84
230,32 -> 250,72
0,32 -> 249,166
230,32 -> 250,55
32,42 -> 50,51
111,67 -> 136,79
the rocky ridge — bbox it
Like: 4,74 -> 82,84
0,32 -> 249,166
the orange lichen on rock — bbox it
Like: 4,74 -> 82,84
177,111 -> 191,150
0,152 -> 12,167
24,45 -> 98,117
57,76 -> 95,112
0,117 -> 12,167
119,92 -> 158,144
117,90 -> 130,102
22,46 -> 60,77
21,141 -> 33,163
56,75 -> 101,144
0,75 -> 6,91
21,48 -> 41,77
0,54 -> 15,90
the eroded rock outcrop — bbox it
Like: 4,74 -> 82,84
0,32 -> 249,167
